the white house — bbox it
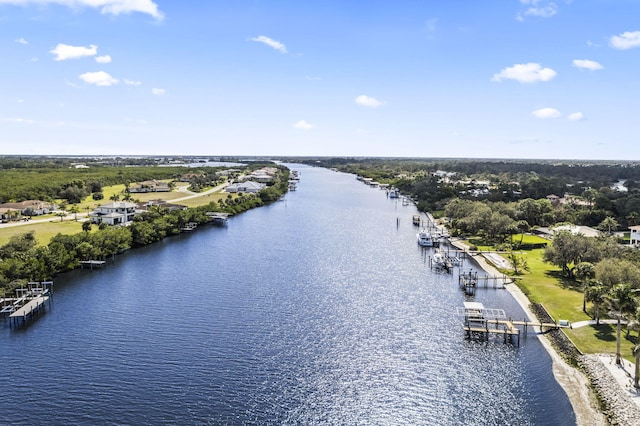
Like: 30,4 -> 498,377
0,200 -> 55,216
225,181 -> 266,193
630,225 -> 640,246
89,201 -> 138,225
129,180 -> 170,193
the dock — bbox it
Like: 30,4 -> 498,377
456,301 -> 569,346
80,260 -> 106,270
206,212 -> 230,225
458,270 -> 513,296
2,281 -> 53,326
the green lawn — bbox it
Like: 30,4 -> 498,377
0,219 -> 86,246
0,182 -> 235,246
504,243 -> 635,362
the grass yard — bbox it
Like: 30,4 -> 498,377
462,233 -> 636,361
0,219 -> 86,246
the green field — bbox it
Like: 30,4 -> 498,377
482,235 -> 638,362
0,182 -> 233,246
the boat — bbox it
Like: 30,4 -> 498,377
412,214 -> 421,226
402,197 -> 410,206
417,229 -> 434,247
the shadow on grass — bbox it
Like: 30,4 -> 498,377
593,324 -> 616,342
544,270 -> 583,292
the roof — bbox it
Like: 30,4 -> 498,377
100,202 -> 138,209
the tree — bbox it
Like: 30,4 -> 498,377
595,258 -> 640,289
575,261 -> 595,312
633,342 -> 640,388
598,216 -> 619,235
82,221 -> 92,232
627,212 -> 640,227
585,283 -> 607,324
69,205 -> 80,221
606,283 -> 638,365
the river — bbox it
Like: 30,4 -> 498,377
0,164 -> 575,425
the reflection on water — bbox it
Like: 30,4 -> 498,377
0,165 -> 574,425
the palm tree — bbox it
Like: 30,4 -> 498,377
606,283 -> 639,365
598,216 -> 619,235
585,282 -> 608,324
575,262 -> 595,312
634,342 -> 640,388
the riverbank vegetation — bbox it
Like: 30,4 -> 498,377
313,157 -> 640,366
0,158 -> 289,294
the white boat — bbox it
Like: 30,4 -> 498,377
433,251 -> 445,265
417,229 -> 434,247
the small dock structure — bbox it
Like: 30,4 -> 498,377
458,270 -> 512,296
207,212 -> 230,226
456,302 -> 570,346
80,260 -> 106,270
181,222 -> 198,231
1,281 -> 53,326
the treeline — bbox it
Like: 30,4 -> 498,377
0,166 -> 189,204
0,166 -> 290,293
309,158 -> 640,230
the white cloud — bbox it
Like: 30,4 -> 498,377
51,43 -> 97,60
572,59 -> 603,70
79,71 -> 118,86
65,80 -> 82,89
3,117 -> 35,124
124,79 -> 141,86
355,95 -> 386,108
532,107 -> 561,119
568,112 -> 585,121
15,37 -> 28,44
151,88 -> 165,95
0,0 -> 163,20
610,31 -> 640,50
250,35 -> 287,53
492,63 -> 557,83
293,120 -> 315,130
95,54 -> 111,63
516,0 -> 558,20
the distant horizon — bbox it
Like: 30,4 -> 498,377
2,153 -> 637,164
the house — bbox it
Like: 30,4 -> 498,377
630,225 -> 640,246
129,180 -> 170,193
535,224 -> 601,239
0,200 -> 55,216
225,181 -> 266,193
89,201 -> 138,225
137,199 -> 187,212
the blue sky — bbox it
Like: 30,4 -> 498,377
1,0 -> 640,160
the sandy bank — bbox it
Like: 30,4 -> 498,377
447,237 -> 605,425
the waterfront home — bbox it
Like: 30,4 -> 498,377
225,181 -> 266,193
630,225 -> 640,246
137,199 -> 188,212
0,200 -> 56,216
535,224 -> 600,239
129,180 -> 170,193
89,201 -> 138,225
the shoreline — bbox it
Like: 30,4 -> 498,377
446,237 -> 605,425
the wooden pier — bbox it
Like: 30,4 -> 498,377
80,260 -> 106,270
1,281 -> 53,326
456,302 -> 569,346
458,270 -> 513,296
207,212 -> 230,225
